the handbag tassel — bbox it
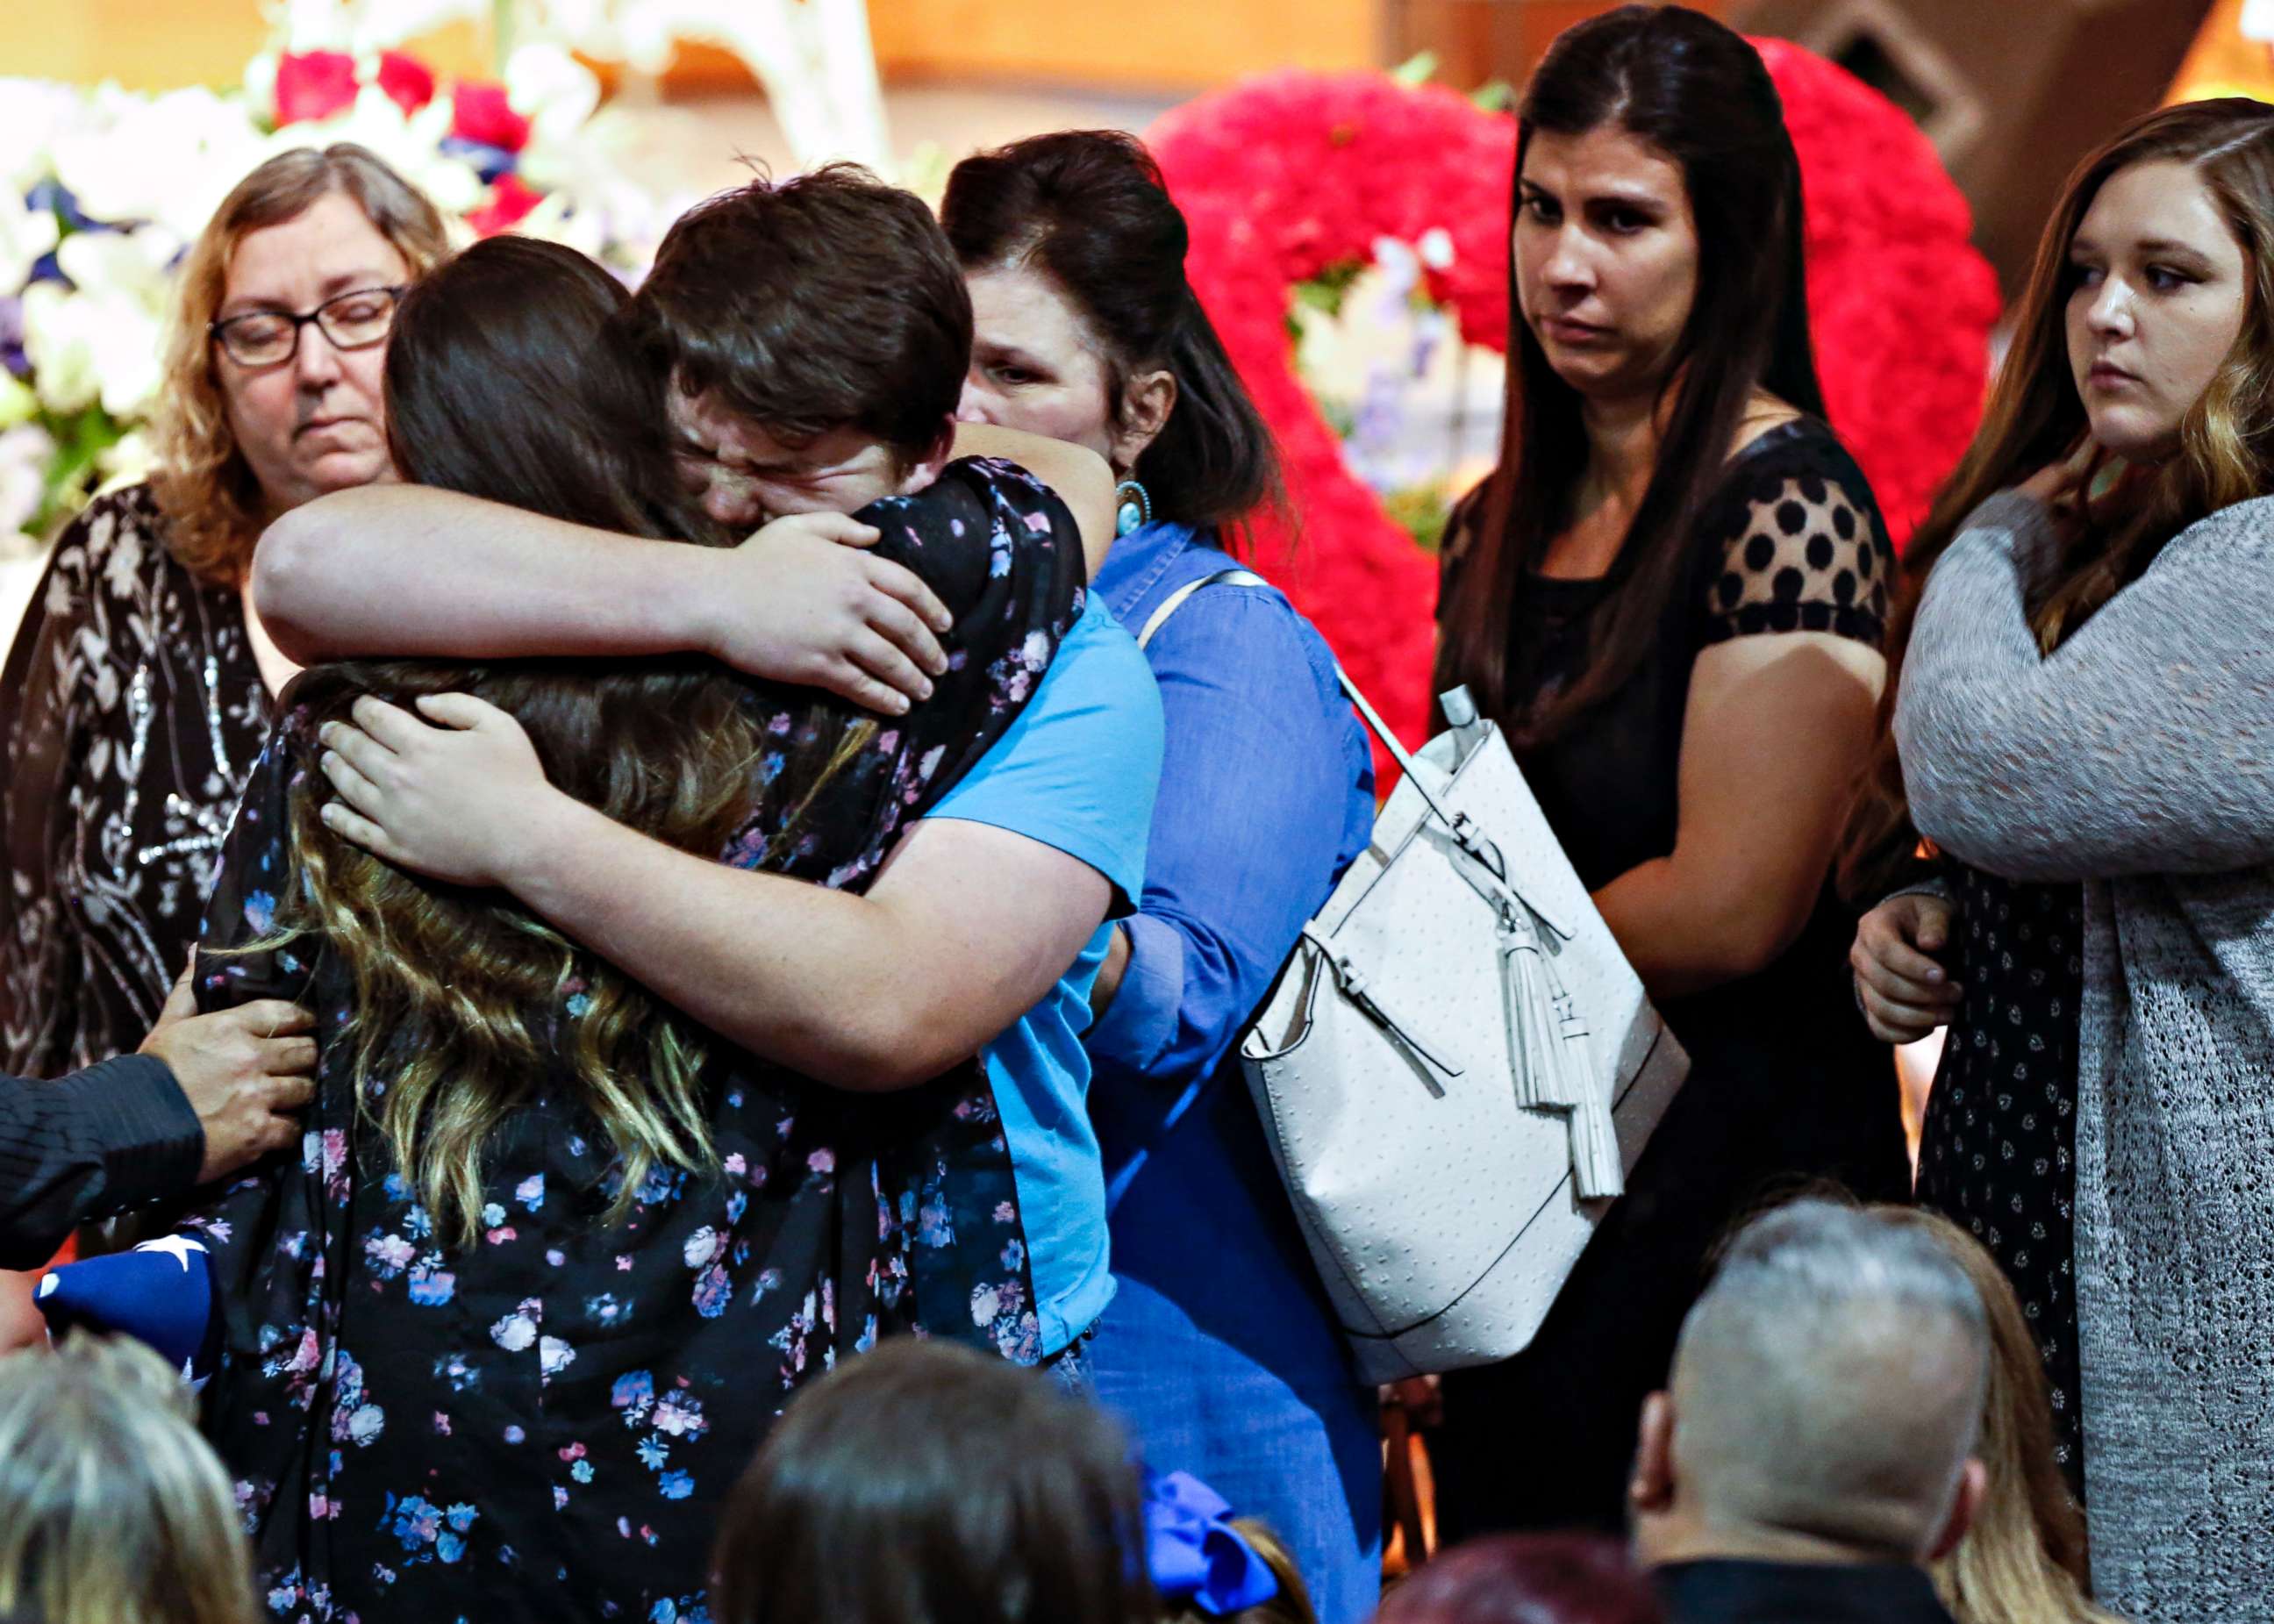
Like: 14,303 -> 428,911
1498,910 -> 1625,1200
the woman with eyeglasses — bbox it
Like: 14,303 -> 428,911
0,145 -> 446,1105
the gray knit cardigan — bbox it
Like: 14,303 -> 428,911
1896,490 -> 2274,1624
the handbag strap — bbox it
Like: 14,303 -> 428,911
1133,567 -> 1565,940
1135,566 -> 1474,844
1133,567 -> 1269,649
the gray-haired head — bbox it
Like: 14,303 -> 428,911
1670,1198 -> 1991,1561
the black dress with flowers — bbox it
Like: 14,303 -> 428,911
183,459 -> 1083,1624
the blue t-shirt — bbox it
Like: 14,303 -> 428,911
922,592 -> 1163,1354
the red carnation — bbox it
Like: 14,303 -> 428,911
376,51 -> 436,117
1148,52 -> 1996,771
275,50 -> 359,126
451,80 -> 531,154
465,173 -> 544,238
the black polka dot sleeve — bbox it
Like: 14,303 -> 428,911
1700,433 -> 1895,651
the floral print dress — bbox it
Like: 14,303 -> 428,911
183,459 -> 1085,1624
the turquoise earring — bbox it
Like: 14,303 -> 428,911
1114,478 -> 1152,538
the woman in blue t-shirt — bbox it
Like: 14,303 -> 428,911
941,132 -> 1383,1624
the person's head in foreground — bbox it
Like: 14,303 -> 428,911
1870,1208 -> 2120,1624
1629,1198 -> 1991,1573
712,1339 -> 1155,1624
0,1332 -> 255,1624
624,162 -> 972,531
1376,1534 -> 1665,1624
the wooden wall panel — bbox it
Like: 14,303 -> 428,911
0,0 -> 1378,96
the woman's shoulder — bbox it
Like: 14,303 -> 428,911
25,482 -> 197,628
1713,417 -> 1884,520
2163,492 -> 2274,568
1698,418 -> 1896,647
46,483 -> 171,571
861,456 -> 1083,619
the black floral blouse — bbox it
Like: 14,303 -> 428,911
182,458 -> 1085,1624
0,484 -> 272,1078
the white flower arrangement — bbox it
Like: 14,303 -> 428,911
1,0 -> 896,570
0,29 -> 681,560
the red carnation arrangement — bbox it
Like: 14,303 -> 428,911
449,80 -> 533,155
269,50 -> 550,241
273,50 -> 361,126
1150,44 -> 1998,761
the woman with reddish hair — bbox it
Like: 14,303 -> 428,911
1377,1536 -> 1665,1624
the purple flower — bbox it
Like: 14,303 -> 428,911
692,1264 -> 731,1320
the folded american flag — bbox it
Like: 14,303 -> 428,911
35,1234 -> 217,1384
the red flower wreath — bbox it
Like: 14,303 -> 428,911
1148,44 -> 1999,761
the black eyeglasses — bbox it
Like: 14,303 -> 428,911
208,285 -> 405,368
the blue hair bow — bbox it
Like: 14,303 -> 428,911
1141,1468 -> 1279,1616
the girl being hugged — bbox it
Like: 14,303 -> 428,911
1430,3 -> 1909,1535
180,235 -> 1086,1622
1853,98 -> 2274,1620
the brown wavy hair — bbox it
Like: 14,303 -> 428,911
1434,4 -> 1825,742
1873,1208 -> 2120,1624
940,130 -> 1284,544
713,1339 -> 1153,1624
1841,97 -> 2274,898
148,144 -> 451,587
254,237 -> 862,1246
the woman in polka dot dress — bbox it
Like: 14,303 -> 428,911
1428,7 -> 1912,1538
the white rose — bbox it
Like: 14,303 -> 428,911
505,43 -> 601,143
98,426 -> 153,486
18,282 -> 99,414
0,78 -> 85,194
0,190 -> 61,295
0,423 -> 54,534
55,226 -> 177,316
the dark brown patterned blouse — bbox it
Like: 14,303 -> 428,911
0,483 -> 272,1077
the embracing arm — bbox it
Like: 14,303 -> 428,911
314,693 -> 1111,1091
253,490 -> 951,715
1597,633 -> 1884,1001
504,808 -> 1109,1091
1895,491 -> 2274,880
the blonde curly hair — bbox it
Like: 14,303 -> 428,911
148,143 -> 450,587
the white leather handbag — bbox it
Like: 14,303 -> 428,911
1237,676 -> 1691,1383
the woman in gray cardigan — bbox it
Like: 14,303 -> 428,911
1853,99 -> 2274,1622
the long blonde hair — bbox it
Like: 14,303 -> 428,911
1874,1208 -> 2120,1624
0,1334 -> 257,1624
1842,97 -> 2274,898
147,143 -> 450,587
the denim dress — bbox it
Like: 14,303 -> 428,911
1084,521 -> 1380,1624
